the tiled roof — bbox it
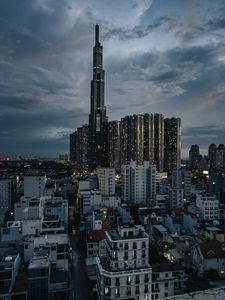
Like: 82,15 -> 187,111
86,230 -> 106,243
198,239 -> 225,259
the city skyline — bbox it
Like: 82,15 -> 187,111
1,0 -> 225,157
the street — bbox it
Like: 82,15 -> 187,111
70,235 -> 93,300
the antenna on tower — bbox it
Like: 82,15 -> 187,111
95,24 -> 99,44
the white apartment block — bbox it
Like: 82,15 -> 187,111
196,193 -> 219,220
96,225 -> 152,300
79,190 -> 102,214
172,170 -> 191,199
168,188 -> 184,209
12,195 -> 68,237
97,168 -> 115,196
24,175 -> 46,197
121,161 -> 156,204
15,196 -> 43,221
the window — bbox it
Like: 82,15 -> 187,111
115,288 -> 120,297
165,293 -> 168,297
165,282 -> 168,288
116,278 -> 120,286
136,275 -> 140,283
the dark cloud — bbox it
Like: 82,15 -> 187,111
103,15 -> 174,40
0,0 -> 225,156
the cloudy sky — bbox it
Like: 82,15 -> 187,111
1,0 -> 225,157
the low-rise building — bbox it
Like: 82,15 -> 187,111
86,230 -> 106,257
192,239 -> 225,277
151,263 -> 186,299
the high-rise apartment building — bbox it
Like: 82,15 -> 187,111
120,115 -> 144,165
208,144 -> 217,170
172,170 -> 191,199
88,24 -> 108,169
164,118 -> 181,172
154,114 -> 164,172
168,187 -> 184,209
74,125 -> 89,171
144,113 -> 154,164
96,167 -> 115,196
121,161 -> 156,204
0,179 -> 17,214
96,225 -> 152,300
69,131 -> 76,162
108,120 -> 120,170
215,144 -> 225,171
189,145 -> 200,170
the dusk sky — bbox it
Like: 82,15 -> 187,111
1,0 -> 225,157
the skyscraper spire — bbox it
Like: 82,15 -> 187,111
95,24 -> 99,45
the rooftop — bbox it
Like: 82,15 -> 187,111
153,224 -> 168,232
198,239 -> 225,259
50,269 -> 69,284
86,230 -> 106,243
29,254 -> 49,270
107,225 -> 148,240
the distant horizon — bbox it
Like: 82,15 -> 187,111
0,147 -> 209,161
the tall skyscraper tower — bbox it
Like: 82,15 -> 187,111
89,24 -> 108,169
